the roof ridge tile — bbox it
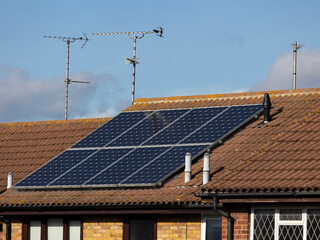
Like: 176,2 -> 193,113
132,87 -> 320,105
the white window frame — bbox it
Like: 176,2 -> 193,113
201,215 -> 222,240
250,206 -> 318,240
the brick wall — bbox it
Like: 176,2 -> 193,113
11,220 -> 22,240
83,216 -> 123,240
0,214 -> 205,240
0,218 -> 23,240
222,206 -> 250,240
157,215 -> 201,240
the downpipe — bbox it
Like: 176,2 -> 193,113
213,196 -> 234,240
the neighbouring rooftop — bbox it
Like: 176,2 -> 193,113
0,87 -> 320,207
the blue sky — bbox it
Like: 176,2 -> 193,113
1,1 -> 320,122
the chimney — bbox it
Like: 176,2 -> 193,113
203,152 -> 210,185
185,153 -> 192,183
263,93 -> 272,123
7,172 -> 13,189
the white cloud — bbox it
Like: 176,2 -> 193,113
0,65 -> 125,123
253,48 -> 320,91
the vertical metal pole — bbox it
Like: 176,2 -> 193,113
293,41 -> 298,90
65,40 -> 70,120
131,36 -> 137,105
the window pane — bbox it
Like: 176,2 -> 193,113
253,209 -> 275,240
206,219 -> 221,240
29,220 -> 41,240
279,225 -> 303,240
280,209 -> 302,221
69,220 -> 81,240
129,219 -> 154,240
307,209 -> 320,240
47,218 -> 63,240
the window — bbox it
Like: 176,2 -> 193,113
23,218 -> 82,240
201,216 -> 222,240
47,218 -> 64,240
123,217 -> 156,240
251,207 -> 320,240
29,220 -> 41,240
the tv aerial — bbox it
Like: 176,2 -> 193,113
292,41 -> 304,90
44,32 -> 90,120
93,27 -> 164,105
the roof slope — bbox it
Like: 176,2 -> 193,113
0,118 -> 110,192
0,88 -> 320,208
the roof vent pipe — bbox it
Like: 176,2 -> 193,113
203,152 -> 210,185
263,93 -> 272,123
185,153 -> 192,183
7,172 -> 12,189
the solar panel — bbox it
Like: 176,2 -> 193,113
15,104 -> 263,188
85,147 -> 169,186
143,107 -> 227,146
181,105 -> 263,144
50,148 -> 133,186
16,150 -> 95,187
107,109 -> 189,147
72,111 -> 152,148
122,145 -> 208,185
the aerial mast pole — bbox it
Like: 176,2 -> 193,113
131,36 -> 137,104
44,33 -> 90,120
65,39 -> 71,120
292,41 -> 303,90
93,27 -> 164,105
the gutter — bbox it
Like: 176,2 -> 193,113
0,216 -> 11,240
195,191 -> 320,199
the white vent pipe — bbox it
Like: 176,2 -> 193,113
7,172 -> 13,189
203,153 -> 210,185
185,153 -> 192,183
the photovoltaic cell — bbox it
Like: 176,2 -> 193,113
85,147 -> 169,185
181,105 -> 262,144
122,145 -> 208,184
107,109 -> 189,147
143,107 -> 227,146
72,111 -> 152,148
50,148 -> 133,186
16,104 -> 263,188
16,150 -> 95,187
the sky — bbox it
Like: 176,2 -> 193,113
1,1 -> 320,123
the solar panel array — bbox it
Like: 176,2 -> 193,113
16,104 -> 263,188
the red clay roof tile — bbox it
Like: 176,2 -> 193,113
0,118 -> 110,192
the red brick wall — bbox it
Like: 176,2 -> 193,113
222,206 -> 250,240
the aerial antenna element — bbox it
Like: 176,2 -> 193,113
44,32 -> 90,120
93,27 -> 164,105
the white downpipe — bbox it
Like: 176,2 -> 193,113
185,153 -> 192,183
203,153 -> 210,185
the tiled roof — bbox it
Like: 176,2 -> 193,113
0,118 -> 110,192
0,87 -> 320,208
